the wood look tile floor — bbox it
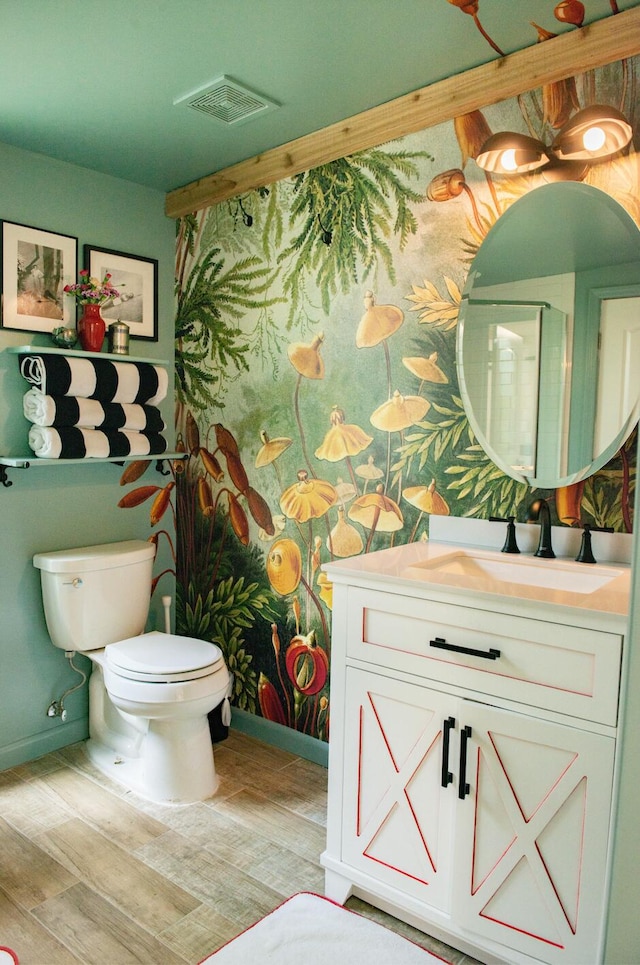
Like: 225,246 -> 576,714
0,731 -> 482,965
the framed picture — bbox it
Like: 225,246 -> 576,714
1,221 -> 77,334
85,245 -> 158,341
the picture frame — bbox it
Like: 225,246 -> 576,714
1,221 -> 77,334
85,245 -> 158,341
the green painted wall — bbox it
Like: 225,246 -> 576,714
0,141 -> 176,768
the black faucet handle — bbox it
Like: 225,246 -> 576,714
575,523 -> 614,565
489,515 -> 521,555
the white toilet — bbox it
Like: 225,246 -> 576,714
33,539 -> 231,805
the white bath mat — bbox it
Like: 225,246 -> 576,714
200,892 -> 451,964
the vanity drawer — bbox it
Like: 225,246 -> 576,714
344,587 -> 622,725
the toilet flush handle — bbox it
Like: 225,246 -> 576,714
63,577 -> 83,588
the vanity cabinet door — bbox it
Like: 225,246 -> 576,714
453,699 -> 615,965
342,667 -> 455,912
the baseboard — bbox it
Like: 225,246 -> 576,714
230,708 -> 328,767
0,718 -> 88,771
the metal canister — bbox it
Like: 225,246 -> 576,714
108,321 -> 130,355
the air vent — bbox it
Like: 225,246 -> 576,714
174,75 -> 279,126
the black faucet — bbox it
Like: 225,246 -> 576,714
576,523 -> 614,564
528,498 -> 555,558
489,515 -> 520,554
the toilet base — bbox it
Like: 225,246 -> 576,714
86,714 -> 219,806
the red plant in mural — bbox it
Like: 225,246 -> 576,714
116,459 -> 178,593
445,0 -> 505,56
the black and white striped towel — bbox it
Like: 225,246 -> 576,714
28,426 -> 168,459
23,389 -> 166,432
19,354 -> 168,405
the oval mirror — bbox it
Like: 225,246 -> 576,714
457,182 -> 640,489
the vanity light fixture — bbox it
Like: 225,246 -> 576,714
476,104 -> 632,175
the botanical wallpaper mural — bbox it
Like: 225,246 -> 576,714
121,35 -> 638,743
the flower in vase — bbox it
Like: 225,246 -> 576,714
63,269 -> 121,306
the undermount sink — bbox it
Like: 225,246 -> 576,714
409,550 -> 624,595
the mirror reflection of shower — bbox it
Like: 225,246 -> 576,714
461,299 -> 568,480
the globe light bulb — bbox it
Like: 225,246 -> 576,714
500,149 -> 518,172
583,125 -> 606,152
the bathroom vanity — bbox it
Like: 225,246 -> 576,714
321,520 -> 630,965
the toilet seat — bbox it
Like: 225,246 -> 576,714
106,631 -> 223,683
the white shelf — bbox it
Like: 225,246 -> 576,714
0,453 -> 185,469
4,344 -> 171,365
0,345 -> 179,484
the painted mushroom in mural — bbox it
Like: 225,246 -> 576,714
327,505 -> 364,558
355,455 -> 384,493
314,405 -> 373,490
288,332 -> 326,476
348,484 -> 404,553
426,169 -> 484,233
370,389 -> 431,497
279,469 -> 336,639
403,479 -> 450,542
255,430 -> 292,489
402,353 -> 449,394
356,291 -> 404,398
266,537 -> 303,596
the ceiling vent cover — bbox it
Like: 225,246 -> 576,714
174,75 -> 279,126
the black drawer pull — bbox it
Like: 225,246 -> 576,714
458,725 -> 472,800
441,716 -> 455,788
430,636 -> 501,661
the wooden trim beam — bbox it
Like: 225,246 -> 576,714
165,6 -> 640,218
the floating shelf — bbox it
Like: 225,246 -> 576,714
5,344 -> 172,366
0,453 -> 187,487
0,344 -> 180,486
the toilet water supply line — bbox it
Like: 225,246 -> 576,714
46,652 -> 87,723
47,595 -> 233,727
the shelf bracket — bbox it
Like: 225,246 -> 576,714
0,466 -> 13,488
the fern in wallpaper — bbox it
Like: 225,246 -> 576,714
121,48 -> 638,741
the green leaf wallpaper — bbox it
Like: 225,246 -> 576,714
121,55 -> 640,742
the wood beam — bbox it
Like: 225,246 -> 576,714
165,6 -> 640,219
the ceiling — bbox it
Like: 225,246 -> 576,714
2,0 -> 639,194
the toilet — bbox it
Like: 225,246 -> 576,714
33,539 -> 231,805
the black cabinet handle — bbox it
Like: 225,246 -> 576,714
458,725 -> 472,800
441,716 -> 455,788
430,636 -> 500,661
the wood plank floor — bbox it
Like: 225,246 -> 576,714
0,731 -> 482,964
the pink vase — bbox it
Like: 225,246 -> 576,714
78,303 -> 106,353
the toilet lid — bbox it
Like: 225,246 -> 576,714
106,631 -> 224,682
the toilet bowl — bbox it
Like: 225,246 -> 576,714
33,540 -> 231,805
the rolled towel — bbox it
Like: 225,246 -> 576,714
19,354 -> 168,405
23,389 -> 165,432
28,426 -> 168,459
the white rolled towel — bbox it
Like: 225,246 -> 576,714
28,426 -> 167,459
23,388 -> 165,432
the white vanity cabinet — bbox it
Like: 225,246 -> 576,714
322,546 -> 627,965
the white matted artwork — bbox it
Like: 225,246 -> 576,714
1,221 -> 77,333
85,244 -> 158,341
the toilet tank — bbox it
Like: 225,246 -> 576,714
33,540 -> 156,651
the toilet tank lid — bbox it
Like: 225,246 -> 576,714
33,540 -> 155,573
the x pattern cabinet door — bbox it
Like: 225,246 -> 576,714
454,699 -> 616,964
342,669 -> 455,912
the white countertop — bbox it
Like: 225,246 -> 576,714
323,518 -> 631,626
